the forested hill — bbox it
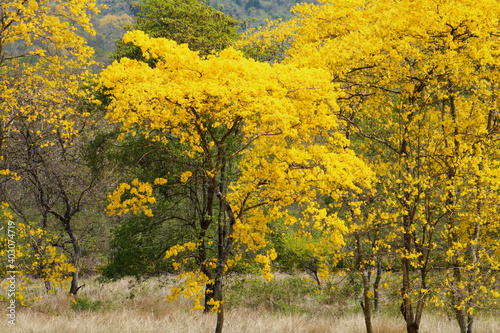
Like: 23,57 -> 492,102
208,0 -> 318,27
87,0 -> 317,64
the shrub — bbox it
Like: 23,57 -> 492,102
71,296 -> 106,312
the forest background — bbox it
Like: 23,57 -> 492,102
1,1 -> 500,333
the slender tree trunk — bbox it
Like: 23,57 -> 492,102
401,232 -> 417,333
215,200 -> 226,333
70,267 -> 80,295
465,161 -> 483,333
447,191 -> 467,333
448,193 -> 467,333
214,208 -> 228,333
354,228 -> 373,333
447,92 -> 469,333
467,316 -> 474,333
360,268 -> 373,333
200,227 -> 214,313
201,176 -> 215,313
397,96 -> 422,333
214,273 -> 225,333
203,278 -> 215,313
64,219 -> 83,295
213,189 -> 237,333
311,268 -> 321,288
45,214 -> 85,296
399,212 -> 425,333
373,255 -> 382,312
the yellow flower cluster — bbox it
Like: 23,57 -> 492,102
254,249 -> 278,281
249,0 -> 500,321
106,179 -> 157,217
0,221 -> 75,306
166,270 -> 211,312
165,242 -> 197,259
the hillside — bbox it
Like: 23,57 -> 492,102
209,0 -> 318,28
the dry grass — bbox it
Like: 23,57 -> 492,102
1,276 -> 499,333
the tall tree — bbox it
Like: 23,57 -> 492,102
99,0 -> 241,308
100,30 -> 372,333
1,104 -> 108,295
0,0 -> 100,296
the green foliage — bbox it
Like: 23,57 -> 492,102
272,229 -> 320,277
224,273 -> 373,315
99,0 -> 244,288
99,136 -> 203,280
101,213 -> 175,280
225,276 -> 317,314
316,274 -> 363,308
71,296 -> 107,312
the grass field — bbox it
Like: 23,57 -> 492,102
1,274 -> 499,333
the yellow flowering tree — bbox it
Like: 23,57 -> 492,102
2,106 -> 109,296
244,1 -> 500,332
1,0 -> 100,299
101,0 -> 241,285
101,30 -> 372,333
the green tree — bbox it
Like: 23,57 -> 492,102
99,134 -> 209,280
115,0 -> 239,60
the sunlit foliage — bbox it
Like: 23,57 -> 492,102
244,1 -> 500,332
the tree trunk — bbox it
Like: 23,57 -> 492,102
373,255 -> 382,312
448,203 -> 467,333
467,316 -> 474,333
355,231 -> 373,333
65,219 -> 83,296
199,226 -> 213,314
465,157 -> 484,333
70,269 -> 80,295
407,324 -> 419,333
400,215 -> 424,333
215,308 -> 224,333
401,216 -> 416,332
204,280 -> 215,314
360,270 -> 373,333
214,275 -> 224,333
447,92 -> 468,333
213,190 -> 237,333
199,173 -> 215,313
